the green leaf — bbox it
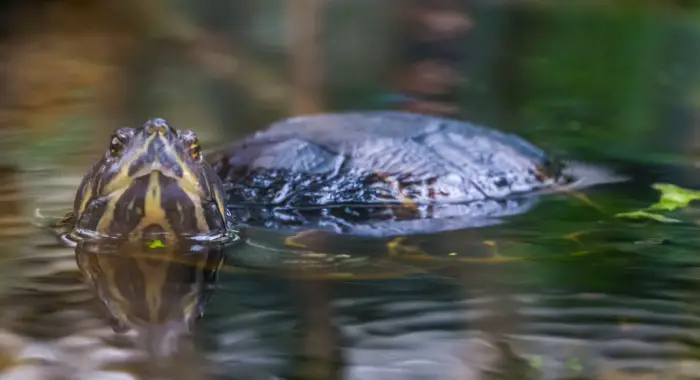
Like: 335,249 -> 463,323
648,183 -> 700,211
616,183 -> 700,224
148,239 -> 165,249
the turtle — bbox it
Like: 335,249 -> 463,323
50,110 -> 625,248
60,118 -> 234,244
46,112 -> 622,338
43,118 -> 233,348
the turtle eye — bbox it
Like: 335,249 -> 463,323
178,130 -> 202,162
109,135 -> 123,156
108,127 -> 133,157
189,140 -> 202,161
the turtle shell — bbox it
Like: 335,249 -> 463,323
210,111 -> 613,235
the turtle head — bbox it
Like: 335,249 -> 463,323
68,118 -> 230,243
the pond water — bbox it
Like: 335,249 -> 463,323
2,2 -> 700,380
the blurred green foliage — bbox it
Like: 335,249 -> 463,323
460,7 -> 700,164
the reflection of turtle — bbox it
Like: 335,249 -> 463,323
75,239 -> 226,356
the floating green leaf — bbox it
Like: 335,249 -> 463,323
648,183 -> 700,211
615,183 -> 700,223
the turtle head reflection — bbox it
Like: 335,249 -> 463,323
75,238 -> 226,356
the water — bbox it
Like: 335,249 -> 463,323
3,1 -> 700,379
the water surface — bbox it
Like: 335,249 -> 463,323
2,2 -> 700,380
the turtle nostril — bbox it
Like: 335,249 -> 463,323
145,119 -> 171,135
